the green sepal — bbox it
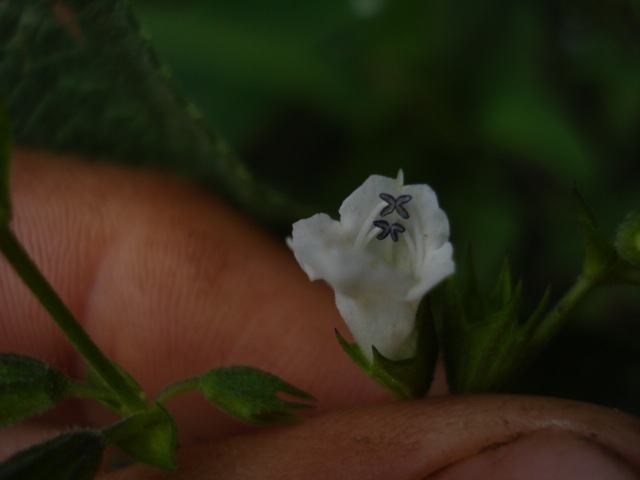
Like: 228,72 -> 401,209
488,256 -> 513,311
572,186 -> 618,279
0,354 -> 69,427
335,329 -> 369,372
0,430 -> 104,480
198,366 -> 315,424
84,361 -> 146,414
442,254 -> 551,393
336,297 -> 438,398
526,285 -> 551,328
110,404 -> 177,471
0,97 -> 11,226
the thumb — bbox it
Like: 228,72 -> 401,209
103,395 -> 640,479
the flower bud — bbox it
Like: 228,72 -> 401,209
615,211 -> 640,266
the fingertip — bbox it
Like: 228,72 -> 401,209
2,149 -> 390,442
430,430 -> 638,480
101,395 -> 640,480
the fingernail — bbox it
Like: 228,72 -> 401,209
430,430 -> 638,480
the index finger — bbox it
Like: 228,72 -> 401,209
0,149 -> 388,444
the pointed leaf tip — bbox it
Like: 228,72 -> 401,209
526,286 -> 552,328
489,255 -> 513,309
572,187 -> 617,278
335,329 -> 370,372
572,185 -> 599,229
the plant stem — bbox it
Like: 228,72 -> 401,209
66,379 -> 116,400
0,226 -> 146,412
154,376 -> 201,404
533,273 -> 596,346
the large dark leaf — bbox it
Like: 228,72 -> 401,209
0,0 -> 296,221
0,430 -> 104,480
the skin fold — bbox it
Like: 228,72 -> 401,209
0,150 -> 638,479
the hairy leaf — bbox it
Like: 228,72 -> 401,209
0,0 -> 298,222
199,366 -> 314,424
0,354 -> 69,427
0,430 -> 104,480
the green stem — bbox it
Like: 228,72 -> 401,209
533,273 -> 597,346
66,379 -> 116,401
154,376 -> 201,404
0,226 -> 146,412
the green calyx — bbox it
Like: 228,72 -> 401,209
442,251 -> 550,393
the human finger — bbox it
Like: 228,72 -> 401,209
103,395 -> 640,480
0,149 -> 387,446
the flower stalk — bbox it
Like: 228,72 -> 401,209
0,225 -> 146,413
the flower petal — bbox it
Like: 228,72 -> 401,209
403,183 -> 451,250
407,242 -> 455,300
338,175 -> 404,235
335,293 -> 418,361
289,217 -> 414,297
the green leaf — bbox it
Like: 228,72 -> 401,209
113,405 -> 177,471
487,256 -> 513,311
0,354 -> 69,427
572,186 -> 618,279
526,286 -> 552,327
0,97 -> 11,225
199,366 -> 314,424
0,0 -> 300,222
0,430 -> 104,480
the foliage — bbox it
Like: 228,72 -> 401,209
0,0 -> 299,222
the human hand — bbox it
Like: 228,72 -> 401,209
1,150 -> 638,479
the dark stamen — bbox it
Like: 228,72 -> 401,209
379,193 -> 412,219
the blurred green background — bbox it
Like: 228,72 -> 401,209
129,0 -> 640,413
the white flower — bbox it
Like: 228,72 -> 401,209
288,171 -> 454,361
